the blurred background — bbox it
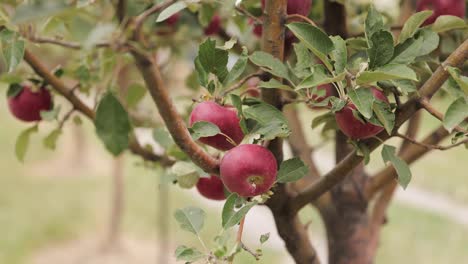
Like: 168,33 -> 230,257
1,0 -> 468,263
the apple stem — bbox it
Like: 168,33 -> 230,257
237,216 -> 246,243
219,132 -> 238,147
286,14 -> 317,27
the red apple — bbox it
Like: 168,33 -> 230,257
166,13 -> 180,26
189,101 -> 244,151
220,144 -> 277,197
8,85 -> 52,122
417,0 -> 466,26
335,87 -> 389,140
196,175 -> 226,200
204,15 -> 221,35
249,18 -> 263,37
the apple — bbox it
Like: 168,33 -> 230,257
335,87 -> 389,140
220,144 -> 277,197
204,15 -> 221,36
417,0 -> 466,25
8,85 -> 52,122
166,13 -> 180,26
196,175 -> 226,200
189,101 -> 244,151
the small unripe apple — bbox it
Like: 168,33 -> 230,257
204,15 -> 221,36
189,101 -> 244,151
8,85 -> 52,122
417,0 -> 466,25
335,87 -> 389,140
220,144 -> 277,197
196,175 -> 226,200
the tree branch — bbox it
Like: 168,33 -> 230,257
290,39 -> 468,213
419,98 -> 467,133
23,49 -> 173,165
133,0 -> 176,41
394,132 -> 467,150
130,51 -> 219,174
286,14 -> 318,26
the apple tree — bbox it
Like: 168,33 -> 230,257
0,0 -> 467,263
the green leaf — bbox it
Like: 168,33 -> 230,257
6,83 -> 23,98
258,79 -> 293,91
357,64 -> 418,85
195,57 -> 208,87
126,83 -> 147,108
415,29 -> 440,56
222,193 -> 257,229
15,125 -> 38,162
365,5 -> 385,39
156,1 -> 187,22
356,141 -> 371,165
446,66 -> 468,95
297,65 -> 345,89
381,145 -> 412,189
43,128 -> 62,150
244,102 -> 291,139
153,127 -> 174,149
330,36 -> 347,74
346,37 -> 369,51
0,74 -> 22,84
249,51 -> 290,81
330,97 -> 347,113
84,23 -> 115,50
197,3 -> 215,27
2,39 -> 25,72
293,42 -> 314,78
189,121 -> 221,141
390,37 -> 423,64
174,206 -> 206,235
198,39 -> 229,82
223,48 -> 248,86
286,23 -> 334,71
260,233 -> 270,244
170,161 -> 200,189
95,92 -> 132,156
443,97 -> 468,132
348,88 -> 375,119
372,100 -> 395,135
175,245 -> 205,262
311,112 -> 334,129
367,30 -> 394,69
277,158 -> 308,183
398,10 -> 433,43
40,105 -> 61,121
431,15 -> 468,33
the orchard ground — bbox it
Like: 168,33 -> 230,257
0,83 -> 468,264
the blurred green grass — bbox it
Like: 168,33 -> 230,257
0,91 -> 467,263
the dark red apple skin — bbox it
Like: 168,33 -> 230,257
189,101 -> 244,151
335,88 -> 389,140
196,175 -> 226,201
8,86 -> 52,122
166,13 -> 180,26
417,0 -> 466,26
220,144 -> 277,197
204,15 -> 221,35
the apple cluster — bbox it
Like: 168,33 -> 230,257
190,101 -> 277,200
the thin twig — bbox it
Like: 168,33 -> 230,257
241,243 -> 261,260
236,5 -> 262,24
418,98 -> 467,133
219,72 -> 263,98
133,0 -> 176,41
394,132 -> 468,150
286,14 -> 318,27
58,108 -> 75,129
